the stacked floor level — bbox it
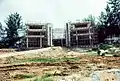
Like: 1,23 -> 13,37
66,22 -> 98,47
26,23 -> 52,49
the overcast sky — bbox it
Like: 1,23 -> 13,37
0,0 -> 107,28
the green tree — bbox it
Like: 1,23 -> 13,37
98,0 -> 120,42
0,22 -> 5,39
0,22 -> 3,39
0,22 -> 2,28
5,12 -> 25,47
82,15 -> 96,25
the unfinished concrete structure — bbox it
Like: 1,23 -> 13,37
26,23 -> 52,49
65,22 -> 98,48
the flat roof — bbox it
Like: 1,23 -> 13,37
71,22 -> 90,25
26,22 -> 51,26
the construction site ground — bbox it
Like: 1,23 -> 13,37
0,47 -> 120,81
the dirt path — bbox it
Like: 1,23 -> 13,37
0,47 -> 58,58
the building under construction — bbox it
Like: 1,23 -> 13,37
26,23 -> 52,49
65,22 -> 98,48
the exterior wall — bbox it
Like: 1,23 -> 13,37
65,22 -> 98,48
26,23 -> 52,49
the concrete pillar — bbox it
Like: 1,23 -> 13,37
27,37 -> 28,48
26,25 -> 29,48
47,26 -> 50,46
47,24 -> 53,47
88,24 -> 92,46
65,24 -> 69,47
76,31 -> 78,47
40,38 -> 42,48
61,39 -> 63,47
65,22 -> 71,47
50,26 -> 53,46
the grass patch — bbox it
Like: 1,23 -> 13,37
17,57 -> 80,63
34,74 -> 53,81
41,73 -> 53,79
13,74 -> 35,79
34,77 -> 53,81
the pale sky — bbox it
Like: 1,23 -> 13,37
0,0 -> 107,28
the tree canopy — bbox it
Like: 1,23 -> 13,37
4,12 -> 25,48
98,0 -> 120,42
82,15 -> 96,25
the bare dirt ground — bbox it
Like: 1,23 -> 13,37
0,47 -> 120,81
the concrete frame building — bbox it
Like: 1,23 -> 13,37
26,23 -> 52,49
25,21 -> 98,49
65,22 -> 98,48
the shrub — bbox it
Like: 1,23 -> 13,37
113,54 -> 120,57
114,44 -> 120,48
34,74 -> 53,81
92,48 -> 99,51
99,44 -> 112,50
13,74 -> 35,79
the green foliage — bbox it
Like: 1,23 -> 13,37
41,74 -> 53,79
5,12 -> 25,47
82,15 -> 96,25
34,77 -> 53,81
97,0 -> 120,42
0,22 -> 2,30
34,74 -> 53,81
34,78 -> 41,81
92,48 -> 99,51
0,22 -> 5,39
86,49 -> 92,52
5,12 -> 22,37
114,44 -> 120,47
99,44 -> 112,50
98,0 -> 120,33
98,0 -> 120,27
13,74 -> 35,79
98,12 -> 107,28
17,57 -> 80,63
